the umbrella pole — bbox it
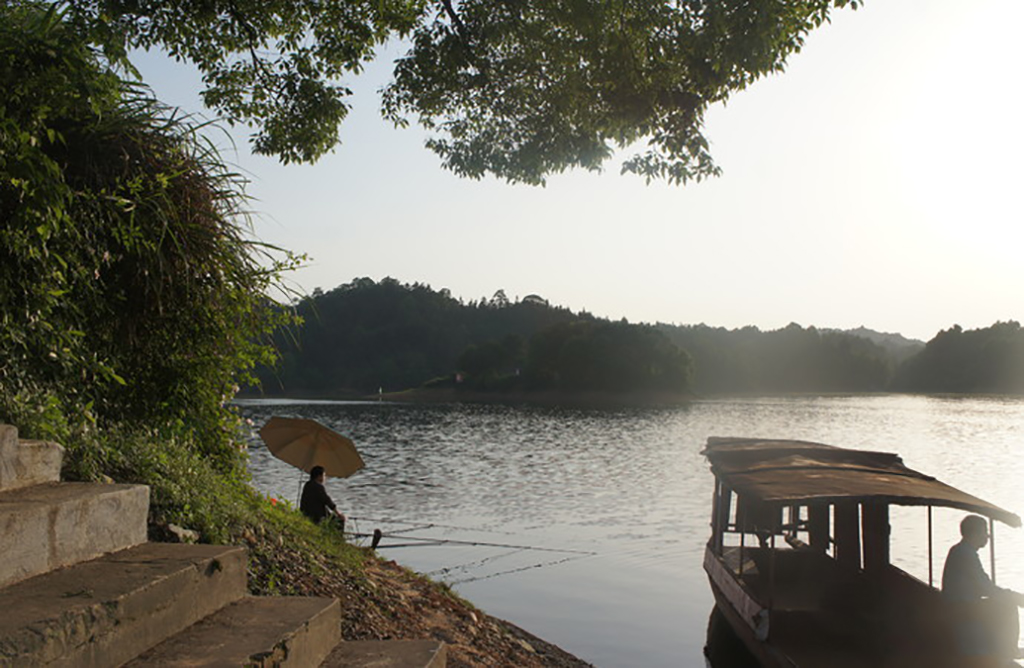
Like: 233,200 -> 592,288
296,475 -> 303,507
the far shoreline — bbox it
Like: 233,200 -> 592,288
381,386 -> 695,408
238,387 -> 1024,412
240,386 -> 697,409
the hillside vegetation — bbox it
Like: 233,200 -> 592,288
260,279 -> 693,397
257,278 -> 1023,398
892,322 -> 1024,394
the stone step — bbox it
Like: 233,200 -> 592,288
0,481 -> 149,587
123,595 -> 341,668
0,542 -> 247,667
322,640 -> 447,668
0,424 -> 64,492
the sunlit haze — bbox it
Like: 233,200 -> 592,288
134,0 -> 1023,343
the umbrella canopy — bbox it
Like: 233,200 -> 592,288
258,416 -> 364,478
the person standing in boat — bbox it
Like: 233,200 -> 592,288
942,514 -> 1024,658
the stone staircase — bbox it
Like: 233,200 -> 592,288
0,424 -> 446,667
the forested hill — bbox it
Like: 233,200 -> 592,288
656,324 -> 901,394
891,322 -> 1024,394
252,278 -> 1023,397
257,278 -> 691,396
258,278 -> 568,393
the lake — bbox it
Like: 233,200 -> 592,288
235,394 -> 1024,667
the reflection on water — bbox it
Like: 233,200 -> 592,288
704,608 -> 759,668
235,395 -> 1024,668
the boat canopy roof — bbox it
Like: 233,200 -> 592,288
704,437 -> 1021,528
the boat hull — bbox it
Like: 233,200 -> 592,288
705,567 -> 1023,668
706,577 -> 790,668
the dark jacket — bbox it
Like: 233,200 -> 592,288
300,479 -> 337,523
942,540 -> 998,602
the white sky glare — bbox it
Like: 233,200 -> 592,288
134,0 -> 1023,343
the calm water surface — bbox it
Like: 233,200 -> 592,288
235,395 -> 1024,667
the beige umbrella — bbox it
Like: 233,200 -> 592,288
258,416 -> 364,478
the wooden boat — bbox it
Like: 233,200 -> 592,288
703,437 -> 1023,668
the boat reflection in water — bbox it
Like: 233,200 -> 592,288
704,607 -> 760,668
701,437 -> 1022,668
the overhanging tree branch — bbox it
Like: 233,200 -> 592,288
439,0 -> 470,40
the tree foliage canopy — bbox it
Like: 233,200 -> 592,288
59,0 -> 858,182
63,0 -> 424,164
385,0 -> 857,184
1,2 -> 295,467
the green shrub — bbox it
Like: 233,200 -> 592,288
1,3 -> 298,471
1,3 -> 302,549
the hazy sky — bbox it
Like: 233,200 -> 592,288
134,0 -> 1023,342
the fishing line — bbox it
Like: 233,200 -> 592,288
424,548 -> 526,579
344,528 -> 597,584
346,517 -> 369,547
449,554 -> 591,585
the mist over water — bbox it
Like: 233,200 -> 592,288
237,395 -> 1024,667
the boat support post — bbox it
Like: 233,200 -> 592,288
928,505 -> 933,588
712,479 -> 724,556
739,509 -> 746,577
990,517 -> 997,586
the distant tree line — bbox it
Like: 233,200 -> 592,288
656,323 -> 903,394
252,279 -> 1024,397
891,321 -> 1024,394
480,320 -> 694,394
257,278 -> 581,394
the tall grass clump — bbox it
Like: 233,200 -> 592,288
0,3 -> 305,545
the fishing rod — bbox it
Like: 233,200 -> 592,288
347,531 -> 597,555
348,516 -> 522,537
345,524 -> 597,585
366,522 -> 435,536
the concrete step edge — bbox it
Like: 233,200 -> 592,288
322,640 -> 448,668
0,424 -> 64,492
0,542 -> 248,667
123,595 -> 342,668
0,482 -> 150,587
0,425 -> 65,492
0,424 -> 16,455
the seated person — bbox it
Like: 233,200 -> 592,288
942,514 -> 1024,658
300,465 -> 346,531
